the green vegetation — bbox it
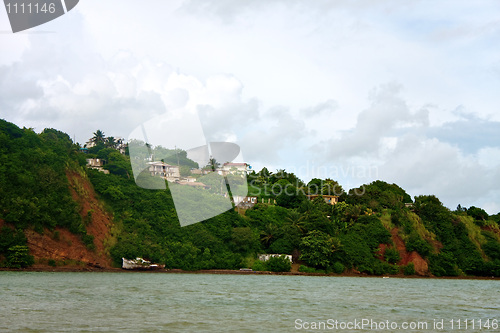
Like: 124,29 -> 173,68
0,120 -> 93,267
403,263 -> 416,275
252,255 -> 292,272
1,119 -> 500,277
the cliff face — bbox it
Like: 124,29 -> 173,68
25,169 -> 114,268
377,229 -> 429,276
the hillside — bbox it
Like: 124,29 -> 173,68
0,120 -> 112,269
1,119 -> 500,277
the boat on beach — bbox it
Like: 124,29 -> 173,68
122,257 -> 165,270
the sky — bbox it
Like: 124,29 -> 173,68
1,0 -> 500,213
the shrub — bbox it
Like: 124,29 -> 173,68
251,260 -> 266,271
405,232 -> 432,257
358,264 -> 373,275
81,234 -> 95,251
371,261 -> 399,275
403,263 -> 416,275
429,252 -> 459,277
299,265 -> 316,273
265,255 -> 292,272
48,259 -> 56,267
298,265 -> 325,274
483,240 -> 500,261
332,261 -> 345,274
384,247 -> 401,264
6,245 -> 34,268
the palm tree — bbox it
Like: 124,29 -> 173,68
260,223 -> 279,248
285,209 -> 306,234
91,130 -> 105,145
206,157 -> 220,171
105,136 -> 117,148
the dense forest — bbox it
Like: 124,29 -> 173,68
1,119 -> 500,277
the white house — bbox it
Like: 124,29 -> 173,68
148,161 -> 180,181
221,162 -> 250,175
86,158 -> 109,174
258,254 -> 293,263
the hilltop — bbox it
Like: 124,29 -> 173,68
1,119 -> 500,277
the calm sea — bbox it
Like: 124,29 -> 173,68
0,272 -> 498,332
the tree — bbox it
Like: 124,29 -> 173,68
90,130 -> 106,145
285,209 -> 305,234
206,157 -> 220,171
322,179 -> 344,196
300,230 -> 340,269
307,178 -> 323,195
6,245 -> 34,268
276,181 -> 306,209
467,206 -> 488,222
231,227 -> 258,253
105,136 -> 117,148
260,223 -> 280,248
258,167 -> 272,184
384,247 -> 401,264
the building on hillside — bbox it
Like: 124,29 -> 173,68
306,194 -> 339,205
258,254 -> 293,263
83,136 -> 127,154
190,168 -> 202,175
221,162 -> 251,175
86,158 -> 109,174
148,161 -> 180,182
87,158 -> 104,168
114,137 -> 127,155
233,196 -> 258,209
84,140 -> 96,149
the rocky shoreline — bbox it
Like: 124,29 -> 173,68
1,265 -> 499,280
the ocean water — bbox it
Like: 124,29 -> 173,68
0,272 -> 498,332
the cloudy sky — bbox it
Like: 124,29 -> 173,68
1,0 -> 500,213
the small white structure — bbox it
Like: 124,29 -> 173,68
258,254 -> 292,263
221,162 -> 250,174
233,196 -> 258,209
86,158 -> 104,168
122,257 -> 164,270
86,158 -> 110,174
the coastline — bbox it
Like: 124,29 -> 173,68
1,266 -> 498,280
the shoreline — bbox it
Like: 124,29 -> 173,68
1,266 -> 498,280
